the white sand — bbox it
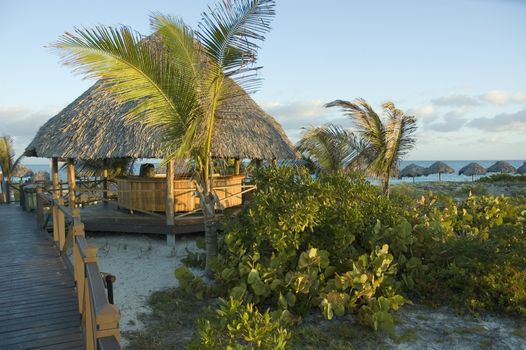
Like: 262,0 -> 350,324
86,233 -> 199,341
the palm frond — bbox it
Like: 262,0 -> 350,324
0,136 -> 15,176
297,124 -> 362,174
198,0 -> 275,93
51,25 -> 200,159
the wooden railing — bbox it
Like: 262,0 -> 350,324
36,191 -> 122,350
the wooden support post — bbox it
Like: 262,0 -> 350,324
234,158 -> 241,175
36,187 -> 44,228
67,159 -> 76,209
102,159 -> 109,202
51,157 -> 60,244
165,160 -> 175,246
57,198 -> 66,251
255,159 -> 262,168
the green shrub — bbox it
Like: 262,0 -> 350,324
478,173 -> 526,183
190,297 -> 291,350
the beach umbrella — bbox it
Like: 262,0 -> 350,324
486,160 -> 516,174
400,164 -> 426,183
516,162 -> 526,174
31,170 -> 50,183
11,164 -> 34,179
459,162 -> 486,181
425,161 -> 454,181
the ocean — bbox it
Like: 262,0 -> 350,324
20,160 -> 526,184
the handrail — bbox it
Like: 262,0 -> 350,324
35,191 -> 121,350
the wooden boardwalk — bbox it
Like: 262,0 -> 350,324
0,205 -> 84,350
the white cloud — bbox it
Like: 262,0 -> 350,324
467,108 -> 526,132
0,105 -> 60,157
431,93 -> 480,107
480,90 -> 526,105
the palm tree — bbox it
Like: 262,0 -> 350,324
0,136 -> 15,203
52,0 -> 276,271
325,99 -> 417,196
297,124 -> 368,174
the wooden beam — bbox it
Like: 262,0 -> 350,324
102,159 -> 109,201
234,158 -> 241,175
67,159 -> 76,209
51,158 -> 60,243
165,160 -> 175,246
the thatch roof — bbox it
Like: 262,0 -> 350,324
25,79 -> 297,161
400,164 -> 426,178
459,162 -> 486,177
516,162 -> 526,174
31,170 -> 50,183
425,161 -> 454,176
11,165 -> 34,178
486,160 -> 516,174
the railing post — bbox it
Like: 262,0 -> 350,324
57,198 -> 66,251
36,188 -> 44,229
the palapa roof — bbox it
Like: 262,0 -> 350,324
425,161 -> 454,176
486,160 -> 516,174
25,78 -> 297,161
459,162 -> 486,176
516,162 -> 526,174
400,164 -> 426,178
11,164 -> 34,178
31,170 -> 51,183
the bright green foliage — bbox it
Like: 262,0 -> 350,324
190,297 -> 290,350
189,166 -> 406,328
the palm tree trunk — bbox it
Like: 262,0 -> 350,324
382,175 -> 391,198
5,179 -> 11,204
200,167 -> 218,275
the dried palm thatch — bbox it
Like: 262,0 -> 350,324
425,161 -> 454,181
400,164 -> 426,183
11,164 -> 34,179
517,162 -> 526,174
25,78 -> 296,161
486,160 -> 516,174
459,162 -> 486,181
31,170 -> 51,183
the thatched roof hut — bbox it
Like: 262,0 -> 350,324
25,80 -> 296,161
11,165 -> 34,179
425,161 -> 454,181
400,164 -> 426,183
486,161 -> 516,174
459,162 -> 486,181
31,170 -> 50,183
516,162 -> 526,174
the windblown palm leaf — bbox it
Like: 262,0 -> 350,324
0,136 -> 15,177
326,99 -> 417,195
297,124 -> 367,174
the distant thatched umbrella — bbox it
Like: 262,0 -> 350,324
517,162 -> 526,174
400,164 -> 426,183
486,161 -> 516,174
425,161 -> 454,181
31,171 -> 50,183
11,165 -> 34,179
459,162 -> 486,181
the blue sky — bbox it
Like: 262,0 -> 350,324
1,0 -> 525,163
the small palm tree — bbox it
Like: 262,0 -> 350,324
297,124 -> 367,174
0,136 -> 15,203
326,99 -> 417,196
52,0 -> 276,270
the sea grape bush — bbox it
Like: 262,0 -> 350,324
177,166 -> 526,347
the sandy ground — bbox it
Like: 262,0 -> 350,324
86,233 -> 199,343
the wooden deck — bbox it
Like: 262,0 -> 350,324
80,202 -> 206,235
0,205 -> 84,350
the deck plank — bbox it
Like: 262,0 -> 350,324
0,205 -> 83,350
